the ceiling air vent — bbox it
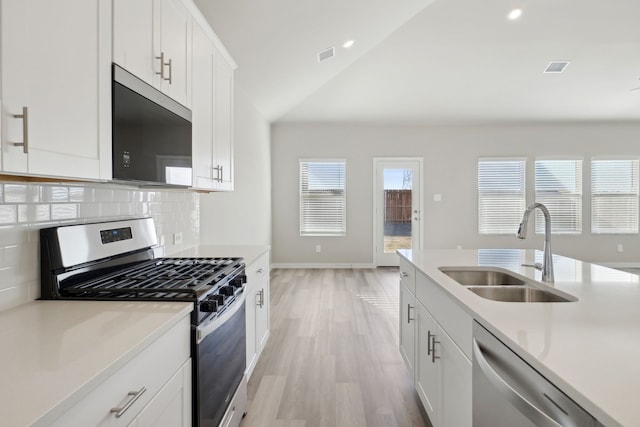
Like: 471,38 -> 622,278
318,47 -> 335,63
544,61 -> 570,73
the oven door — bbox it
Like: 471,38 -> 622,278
194,293 -> 246,427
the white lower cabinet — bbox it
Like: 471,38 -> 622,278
129,359 -> 192,427
50,315 -> 191,427
245,251 -> 270,378
415,302 -> 437,422
415,302 -> 471,427
399,280 -> 416,380
400,263 -> 472,427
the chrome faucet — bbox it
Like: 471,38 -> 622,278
517,203 -> 554,282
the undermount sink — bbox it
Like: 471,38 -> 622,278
439,267 -> 577,303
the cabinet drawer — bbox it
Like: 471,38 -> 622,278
399,257 -> 416,293
246,251 -> 269,292
50,315 -> 191,427
416,271 -> 472,359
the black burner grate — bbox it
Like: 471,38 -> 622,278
62,257 -> 242,300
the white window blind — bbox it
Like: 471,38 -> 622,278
591,159 -> 639,234
478,158 -> 526,235
300,160 -> 346,236
535,160 -> 582,234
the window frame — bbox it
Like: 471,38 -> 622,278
299,159 -> 347,237
591,158 -> 639,234
534,158 -> 583,235
477,157 -> 527,235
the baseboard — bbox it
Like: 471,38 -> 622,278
271,263 -> 377,269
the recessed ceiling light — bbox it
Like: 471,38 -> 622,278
342,40 -> 355,49
507,8 -> 522,20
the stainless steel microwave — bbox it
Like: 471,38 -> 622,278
112,64 -> 192,186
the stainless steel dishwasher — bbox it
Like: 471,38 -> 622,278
472,321 -> 603,427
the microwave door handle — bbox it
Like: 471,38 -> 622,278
472,339 -> 562,427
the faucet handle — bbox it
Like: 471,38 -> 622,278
521,262 -> 543,271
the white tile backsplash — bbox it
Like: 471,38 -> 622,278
0,181 -> 200,312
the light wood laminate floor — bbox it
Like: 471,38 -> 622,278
241,268 -> 430,427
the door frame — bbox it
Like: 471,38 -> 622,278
373,157 -> 424,267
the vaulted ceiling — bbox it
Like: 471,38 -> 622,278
195,0 -> 640,124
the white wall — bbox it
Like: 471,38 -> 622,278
199,87 -> 271,246
271,121 -> 640,265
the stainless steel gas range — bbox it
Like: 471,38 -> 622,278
39,217 -> 247,427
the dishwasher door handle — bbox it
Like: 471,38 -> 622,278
472,338 -> 562,427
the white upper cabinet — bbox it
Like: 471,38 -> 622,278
213,53 -> 234,191
113,0 -> 192,108
190,10 -> 236,191
191,18 -> 216,190
0,0 -> 111,180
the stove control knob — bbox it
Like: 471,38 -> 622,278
219,286 -> 235,296
231,275 -> 246,288
212,294 -> 226,304
200,300 -> 218,313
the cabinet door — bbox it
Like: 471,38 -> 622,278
438,327 -> 472,427
191,19 -> 216,190
213,53 -> 234,191
415,303 -> 438,426
245,284 -> 258,377
399,282 -> 416,379
113,0 -> 156,87
255,269 -> 270,354
159,0 -> 191,108
130,359 -> 192,427
1,0 -> 111,179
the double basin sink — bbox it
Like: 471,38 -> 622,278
439,267 -> 577,303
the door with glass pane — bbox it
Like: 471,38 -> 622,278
374,158 -> 422,266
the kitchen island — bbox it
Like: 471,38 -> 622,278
400,248 -> 640,427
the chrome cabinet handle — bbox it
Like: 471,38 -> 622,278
12,106 -> 28,153
427,330 -> 433,356
407,304 -> 414,323
212,165 -> 223,182
256,268 -> 264,274
219,165 -> 224,182
110,386 -> 146,418
156,52 -> 171,82
259,289 -> 265,307
430,333 -> 440,363
472,339 -> 562,427
256,289 -> 264,308
167,58 -> 172,84
400,271 -> 409,278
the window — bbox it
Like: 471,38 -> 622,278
535,160 -> 582,234
299,160 -> 346,236
591,159 -> 639,234
478,158 -> 526,234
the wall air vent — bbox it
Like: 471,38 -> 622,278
544,61 -> 570,73
318,47 -> 335,63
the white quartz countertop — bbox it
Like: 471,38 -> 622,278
0,300 -> 192,427
170,244 -> 270,266
399,248 -> 640,427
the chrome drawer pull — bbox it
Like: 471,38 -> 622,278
400,271 -> 409,278
12,106 -> 28,153
110,386 -> 146,418
407,304 -> 414,323
430,334 -> 440,363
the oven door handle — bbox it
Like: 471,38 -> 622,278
197,291 -> 246,344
